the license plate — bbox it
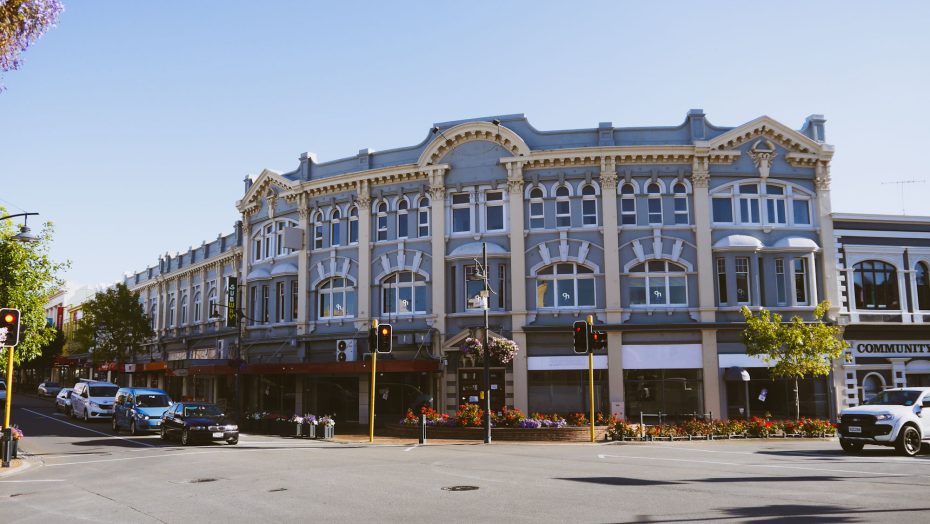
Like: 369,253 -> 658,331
848,426 -> 861,433
212,432 -> 224,438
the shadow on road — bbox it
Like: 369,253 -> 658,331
634,504 -> 930,523
556,476 -> 681,486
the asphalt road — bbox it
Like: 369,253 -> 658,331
3,395 -> 930,523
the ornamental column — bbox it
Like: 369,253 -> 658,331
691,155 -> 716,322
240,218 -> 252,329
356,180 -> 372,323
505,161 -> 528,412
815,160 -> 841,318
600,157 -> 622,323
296,196 -> 311,335
429,168 -> 448,338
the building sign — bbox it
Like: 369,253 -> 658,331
225,276 -> 237,328
851,341 -> 930,357
56,305 -> 64,329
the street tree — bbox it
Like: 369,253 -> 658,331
73,283 -> 153,364
0,0 -> 63,89
0,209 -> 68,366
741,300 -> 848,420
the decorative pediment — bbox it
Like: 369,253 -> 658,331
417,121 -> 531,167
705,115 -> 825,157
442,327 -> 506,351
237,169 -> 296,215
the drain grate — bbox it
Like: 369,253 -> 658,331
441,486 -> 479,492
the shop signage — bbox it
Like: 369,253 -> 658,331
851,341 -> 930,356
225,276 -> 237,328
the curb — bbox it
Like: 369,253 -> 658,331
0,455 -> 32,478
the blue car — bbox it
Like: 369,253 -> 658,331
112,387 -> 173,435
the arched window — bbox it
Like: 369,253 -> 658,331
765,184 -> 787,224
180,294 -> 188,326
193,291 -> 202,322
382,271 -> 427,314
555,185 -> 571,228
376,202 -> 388,241
314,211 -> 325,249
318,277 -> 356,319
529,187 -> 545,229
349,206 -> 359,244
263,224 -> 274,258
167,297 -> 176,327
397,199 -> 409,238
418,197 -> 430,237
918,262 -> 930,310
628,260 -> 687,306
535,263 -> 595,309
862,373 -> 885,403
150,303 -> 157,330
581,184 -> 597,226
620,183 -> 636,225
207,288 -> 217,320
647,183 -> 662,225
853,261 -> 900,310
737,183 -> 761,224
673,183 -> 689,225
330,209 -> 341,247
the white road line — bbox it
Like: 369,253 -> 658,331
597,453 -> 913,477
403,446 -> 417,452
20,408 -> 156,448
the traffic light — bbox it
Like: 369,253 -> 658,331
0,308 -> 20,347
368,325 -> 378,353
590,330 -> 608,352
572,320 -> 589,354
377,324 -> 393,354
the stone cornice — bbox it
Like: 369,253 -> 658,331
129,249 -> 242,294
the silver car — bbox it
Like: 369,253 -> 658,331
55,387 -> 74,414
38,381 -> 62,397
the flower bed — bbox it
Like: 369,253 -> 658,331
242,412 -> 334,438
606,417 -> 837,441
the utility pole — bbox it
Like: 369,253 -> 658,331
882,179 -> 926,215
482,242 -> 491,444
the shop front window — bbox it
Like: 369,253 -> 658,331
624,369 -> 704,422
528,370 -> 607,414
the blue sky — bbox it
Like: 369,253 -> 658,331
2,1 -> 929,286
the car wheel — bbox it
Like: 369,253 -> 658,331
130,421 -> 138,436
112,417 -> 119,432
840,438 -> 864,454
181,429 -> 191,446
227,437 -> 238,445
83,409 -> 89,423
160,426 -> 169,441
896,425 -> 922,457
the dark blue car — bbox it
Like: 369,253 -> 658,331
112,387 -> 173,435
160,402 -> 239,446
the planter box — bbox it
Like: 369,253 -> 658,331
385,423 -> 609,442
302,423 -> 316,439
318,425 -> 334,440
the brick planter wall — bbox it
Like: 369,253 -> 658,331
385,423 -> 609,442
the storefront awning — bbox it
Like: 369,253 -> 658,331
187,359 -> 442,376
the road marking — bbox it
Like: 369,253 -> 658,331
20,408 -> 156,448
597,453 -> 912,477
403,446 -> 417,452
0,479 -> 65,483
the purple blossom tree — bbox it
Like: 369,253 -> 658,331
0,0 -> 63,89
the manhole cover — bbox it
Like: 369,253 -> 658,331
441,486 -> 479,492
189,478 -> 218,484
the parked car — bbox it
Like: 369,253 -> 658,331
69,381 -> 119,422
37,382 -> 62,397
55,388 -> 74,414
160,402 -> 238,446
838,387 -> 930,457
112,387 -> 173,435
0,380 -> 5,402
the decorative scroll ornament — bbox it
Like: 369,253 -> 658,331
749,139 -> 776,179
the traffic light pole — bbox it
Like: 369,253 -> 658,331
587,315 -> 595,443
482,242 -> 492,444
369,319 -> 378,443
3,345 -> 12,429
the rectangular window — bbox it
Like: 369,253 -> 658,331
712,198 -> 733,223
739,198 -> 760,223
254,239 -> 262,261
529,200 -> 544,229
485,191 -> 504,231
621,198 -> 636,225
276,282 -> 285,322
465,265 -> 484,309
498,264 -> 507,309
630,277 -> 646,305
794,258 -> 808,304
261,285 -> 270,323
735,257 -> 751,304
452,193 -> 471,233
674,196 -> 688,224
775,258 -> 787,305
377,214 -> 387,241
648,197 -> 662,224
249,286 -> 257,323
349,217 -> 358,244
331,221 -> 341,247
716,258 -> 728,304
556,200 -> 571,228
314,224 -> 324,249
582,199 -> 597,226
291,280 -> 298,321
397,211 -> 408,238
793,200 -> 811,225
766,198 -> 786,224
449,266 -> 456,312
418,207 -> 429,237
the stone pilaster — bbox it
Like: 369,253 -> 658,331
691,155 -> 716,322
240,219 -> 252,328
429,168 -> 448,337
296,197 -> 311,335
505,161 -> 528,411
701,329 -> 722,419
607,329 -> 624,419
816,160 -> 841,318
356,180 -> 372,323
600,157 -> 622,323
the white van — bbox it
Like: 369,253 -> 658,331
70,381 -> 119,422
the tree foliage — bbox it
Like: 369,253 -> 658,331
73,283 -> 153,364
0,207 -> 68,367
742,301 -> 848,419
0,0 -> 63,88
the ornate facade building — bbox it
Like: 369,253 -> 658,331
121,110 -> 839,423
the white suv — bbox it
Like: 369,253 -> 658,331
838,387 -> 930,457
70,381 -> 119,422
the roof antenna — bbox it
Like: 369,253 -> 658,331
881,179 -> 926,215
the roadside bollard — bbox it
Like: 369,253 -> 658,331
420,413 -> 427,444
1,428 -> 12,467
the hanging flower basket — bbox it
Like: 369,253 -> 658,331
461,336 -> 520,365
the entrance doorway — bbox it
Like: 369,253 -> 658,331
458,368 -> 506,414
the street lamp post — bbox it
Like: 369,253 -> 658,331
1,212 -> 40,467
210,299 -> 250,422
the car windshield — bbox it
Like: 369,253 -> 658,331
864,390 -> 922,406
89,386 -> 118,397
183,405 -> 222,417
136,394 -> 170,408
45,382 -> 59,387
0,383 -> 6,391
